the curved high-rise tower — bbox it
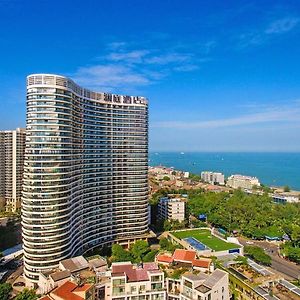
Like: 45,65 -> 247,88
22,74 -> 149,285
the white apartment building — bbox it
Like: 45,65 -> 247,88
227,174 -> 260,190
158,197 -> 185,222
272,193 -> 299,204
201,172 -> 225,186
110,262 -> 166,300
167,269 -> 229,300
0,128 -> 26,211
22,74 -> 149,286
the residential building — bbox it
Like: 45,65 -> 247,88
110,262 -> 166,300
167,269 -> 229,300
38,255 -> 107,295
158,197 -> 185,222
22,74 -> 149,286
201,172 -> 225,186
40,280 -> 94,300
0,128 -> 26,211
272,193 -> 299,204
156,249 -> 213,273
227,174 -> 260,190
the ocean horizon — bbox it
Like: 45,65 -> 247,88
149,152 -> 300,190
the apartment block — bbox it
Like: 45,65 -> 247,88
201,172 -> 225,186
167,269 -> 229,300
22,74 -> 149,286
110,262 -> 166,300
227,174 -> 260,190
0,128 -> 26,211
158,197 -> 185,222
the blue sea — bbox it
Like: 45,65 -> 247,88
149,152 -> 300,190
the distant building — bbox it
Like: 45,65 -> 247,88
167,269 -> 229,300
110,262 -> 166,300
272,194 -> 299,204
201,171 -> 225,185
0,128 -> 26,211
184,172 -> 190,178
158,197 -> 185,222
227,174 -> 260,190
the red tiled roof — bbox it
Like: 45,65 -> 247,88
156,254 -> 174,263
50,281 -> 91,300
173,249 -> 196,262
192,259 -> 211,268
112,264 -> 148,282
39,297 -> 52,300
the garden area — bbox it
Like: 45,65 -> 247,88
172,229 -> 240,251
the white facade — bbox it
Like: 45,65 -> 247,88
201,172 -> 225,186
227,174 -> 260,190
158,197 -> 185,222
110,262 -> 166,300
22,74 -> 149,286
167,269 -> 229,300
0,128 -> 26,211
272,194 -> 299,204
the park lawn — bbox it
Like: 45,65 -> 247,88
172,229 -> 240,251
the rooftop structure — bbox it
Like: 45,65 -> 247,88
156,249 -> 213,272
169,229 -> 243,257
110,262 -> 166,300
22,74 -> 149,286
40,280 -> 94,300
167,269 -> 229,300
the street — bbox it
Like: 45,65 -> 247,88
239,237 -> 300,280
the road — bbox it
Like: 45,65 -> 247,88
239,237 -> 300,280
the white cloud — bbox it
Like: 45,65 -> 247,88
72,41 -> 208,90
73,64 -> 151,90
145,53 -> 191,65
236,15 -> 300,49
265,17 -> 299,34
152,102 -> 300,129
106,50 -> 150,63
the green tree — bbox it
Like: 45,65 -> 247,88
284,185 -> 291,192
0,283 -> 12,300
162,176 -> 170,181
111,244 -> 133,262
143,250 -> 158,262
15,289 -> 38,300
159,238 -> 169,250
245,246 -> 271,266
130,240 -> 149,262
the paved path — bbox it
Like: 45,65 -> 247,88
239,237 -> 300,280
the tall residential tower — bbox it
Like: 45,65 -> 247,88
22,74 -> 149,286
0,128 -> 26,211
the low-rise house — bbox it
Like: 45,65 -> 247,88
109,262 -> 166,300
156,249 -> 213,273
38,256 -> 107,295
272,193 -> 299,204
167,269 -> 229,300
40,280 -> 94,300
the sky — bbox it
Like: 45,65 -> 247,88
1,0 -> 300,152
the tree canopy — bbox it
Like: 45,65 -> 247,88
0,283 -> 12,300
14,289 -> 38,300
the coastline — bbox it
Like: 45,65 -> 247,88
149,151 -> 300,191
